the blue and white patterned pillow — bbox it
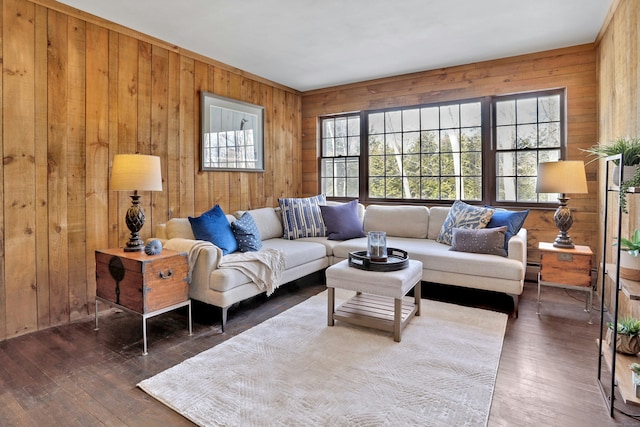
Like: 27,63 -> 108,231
278,195 -> 327,240
437,200 -> 495,245
231,212 -> 263,252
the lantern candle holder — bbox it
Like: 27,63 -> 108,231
367,231 -> 387,262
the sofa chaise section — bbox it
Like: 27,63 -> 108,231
331,205 -> 527,316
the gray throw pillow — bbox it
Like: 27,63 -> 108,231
449,226 -> 508,257
319,200 -> 365,240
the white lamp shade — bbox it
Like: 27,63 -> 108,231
110,154 -> 163,191
536,161 -> 588,194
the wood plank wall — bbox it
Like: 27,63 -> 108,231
596,0 -> 640,316
301,44 -> 599,266
0,0 -> 302,341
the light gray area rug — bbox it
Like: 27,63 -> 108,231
138,289 -> 507,427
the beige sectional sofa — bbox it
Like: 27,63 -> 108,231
153,202 -> 527,331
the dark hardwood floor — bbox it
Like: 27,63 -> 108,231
1,273 -> 639,426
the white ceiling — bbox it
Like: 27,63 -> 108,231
57,0 -> 612,92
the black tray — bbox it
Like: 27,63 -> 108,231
348,248 -> 409,272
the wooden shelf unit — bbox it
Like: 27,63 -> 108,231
604,263 -> 640,301
598,339 -> 640,406
608,186 -> 640,193
597,154 -> 625,417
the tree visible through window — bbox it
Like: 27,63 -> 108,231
367,101 -> 482,200
319,89 -> 565,205
494,92 -> 562,203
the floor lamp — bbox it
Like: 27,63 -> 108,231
536,160 -> 588,249
110,154 -> 163,252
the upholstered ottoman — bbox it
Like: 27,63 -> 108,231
326,259 -> 422,342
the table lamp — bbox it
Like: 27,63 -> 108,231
536,160 -> 588,248
110,154 -> 163,252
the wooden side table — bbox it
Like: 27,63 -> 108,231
537,242 -> 593,323
95,248 -> 191,355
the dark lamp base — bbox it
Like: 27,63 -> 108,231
553,237 -> 575,249
553,195 -> 576,249
123,241 -> 145,252
123,192 -> 146,252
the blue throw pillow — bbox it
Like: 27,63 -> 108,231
319,200 -> 365,240
485,207 -> 529,251
232,212 -> 263,252
188,205 -> 238,255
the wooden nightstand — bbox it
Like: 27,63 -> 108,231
95,248 -> 191,355
537,242 -> 594,323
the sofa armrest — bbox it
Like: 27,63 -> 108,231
163,237 -> 224,280
507,228 -> 528,271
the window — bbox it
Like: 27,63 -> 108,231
367,101 -> 482,200
494,92 -> 563,203
319,89 -> 565,205
320,114 -> 360,197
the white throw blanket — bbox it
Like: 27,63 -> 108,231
218,248 -> 286,296
164,238 -> 220,283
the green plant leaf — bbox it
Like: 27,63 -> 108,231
614,316 -> 640,336
582,137 -> 640,166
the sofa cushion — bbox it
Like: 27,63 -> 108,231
450,226 -> 508,257
189,205 -> 238,255
166,218 -> 196,240
279,195 -> 327,240
320,200 -> 365,240
332,236 -> 523,283
331,236 -> 369,260
231,212 -> 263,252
427,207 -> 450,240
295,236 -> 342,257
243,207 -> 283,240
363,205 -> 430,238
261,239 -> 327,270
485,207 -> 529,251
437,200 -> 494,245
208,239 -> 328,293
414,239 -> 524,282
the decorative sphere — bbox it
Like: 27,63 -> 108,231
144,239 -> 163,255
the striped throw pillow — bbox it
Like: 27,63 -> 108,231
278,195 -> 327,240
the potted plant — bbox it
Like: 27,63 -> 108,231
619,166 -> 640,214
583,136 -> 640,174
615,229 -> 640,280
583,137 -> 640,213
606,316 -> 640,355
